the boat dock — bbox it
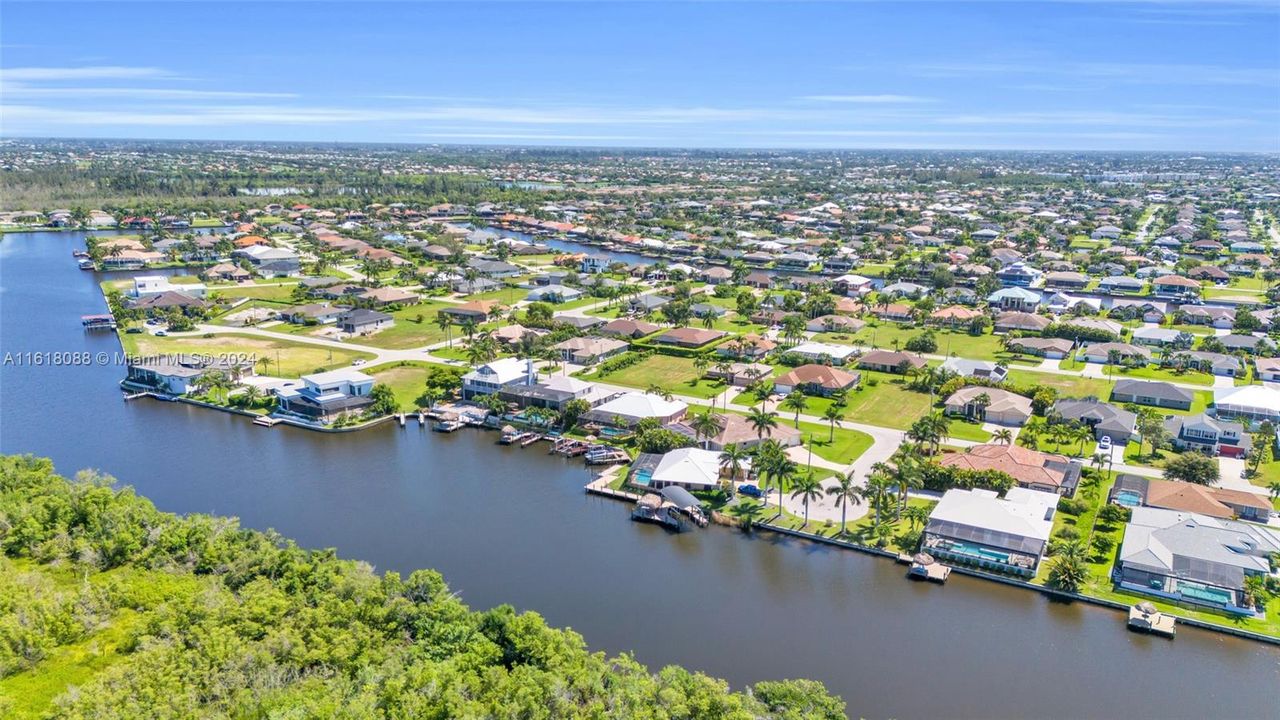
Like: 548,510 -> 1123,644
1128,603 -> 1176,638
908,553 -> 952,583
81,313 -> 117,330
253,415 -> 283,427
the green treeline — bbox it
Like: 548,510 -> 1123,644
0,455 -> 844,719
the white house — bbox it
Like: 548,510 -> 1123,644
462,357 -> 536,400
583,392 -> 688,427
784,341 -> 858,366
132,275 -> 207,299
1213,385 -> 1280,425
276,368 -> 376,423
923,488 -> 1058,577
647,447 -> 732,491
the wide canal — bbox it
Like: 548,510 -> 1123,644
1,231 -> 1276,719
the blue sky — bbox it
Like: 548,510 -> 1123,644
2,1 -> 1277,151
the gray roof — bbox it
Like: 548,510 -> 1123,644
1119,508 -> 1280,591
1112,379 -> 1194,403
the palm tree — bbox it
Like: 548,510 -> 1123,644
864,467 -> 895,526
719,443 -> 749,487
747,407 -> 779,439
822,403 -> 843,442
1268,481 -> 1280,501
645,384 -> 674,402
790,473 -> 824,528
781,392 -> 808,428
460,317 -> 479,342
749,379 -> 772,409
971,392 -> 992,422
993,428 -> 1013,445
240,384 -> 261,408
826,472 -> 867,537
692,354 -> 710,384
903,504 -> 931,531
690,410 -> 721,450
435,312 -> 454,347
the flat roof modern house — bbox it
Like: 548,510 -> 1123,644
276,368 -> 375,424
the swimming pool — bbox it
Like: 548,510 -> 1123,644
632,469 -> 653,486
1114,490 -> 1142,507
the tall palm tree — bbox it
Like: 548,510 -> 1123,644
719,443 -> 749,487
435,312 -> 454,347
781,392 -> 809,428
790,473 -> 824,529
747,407 -> 778,439
822,403 -> 843,442
993,428 -> 1013,445
903,504 -> 931,531
826,472 -> 867,537
690,410 -> 720,450
864,467 -> 895,526
645,384 -> 674,402
749,379 -> 772,409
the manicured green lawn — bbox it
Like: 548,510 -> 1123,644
804,372 -> 934,430
1004,369 -> 1114,400
946,419 -> 993,443
368,361 -> 456,411
793,420 -> 875,465
592,354 -> 727,399
119,331 -> 374,377
354,302 -> 457,349
1110,365 -> 1215,387
210,283 -> 300,302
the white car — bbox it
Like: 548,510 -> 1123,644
1098,436 -> 1112,452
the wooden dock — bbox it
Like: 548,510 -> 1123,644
1128,604 -> 1176,638
908,553 -> 951,583
253,415 -> 282,427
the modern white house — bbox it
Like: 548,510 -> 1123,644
462,358 -> 536,400
276,368 -> 376,423
645,447 -> 734,491
922,488 -> 1059,577
124,354 -> 254,395
131,275 -> 207,299
582,392 -> 688,427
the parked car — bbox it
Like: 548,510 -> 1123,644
155,330 -> 168,337
1098,436 -> 1113,451
738,483 -> 764,498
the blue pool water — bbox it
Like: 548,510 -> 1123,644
632,469 -> 653,486
1115,491 -> 1142,507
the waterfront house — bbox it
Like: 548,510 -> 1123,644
1116,507 -> 1280,615
553,336 -> 629,365
125,354 -> 256,396
1109,475 -> 1271,523
922,487 -> 1058,577
938,444 -> 1081,496
276,368 -> 376,424
785,341 -> 858,366
498,375 -> 616,411
1212,385 -> 1280,425
582,392 -> 688,428
132,275 -> 207,299
642,447 -> 733,491
462,358 -> 535,400
202,263 -> 251,282
1111,379 -> 1194,410
130,290 -> 207,313
338,308 -> 394,335
774,364 -> 860,396
857,349 -> 926,374
1052,398 -> 1137,443
673,411 -> 802,450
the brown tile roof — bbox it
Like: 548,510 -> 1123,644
775,364 -> 860,391
938,444 -> 1070,489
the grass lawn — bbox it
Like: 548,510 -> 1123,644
798,373 -> 934,430
793,419 -> 875,465
353,302 -> 456,349
1004,369 -> 1114,400
211,283 -> 300,302
847,324 -> 1006,361
947,419 -> 993,443
592,354 -> 727,399
1109,365 -> 1215,387
368,361 -> 456,411
1247,460 -> 1280,510
119,331 -> 374,377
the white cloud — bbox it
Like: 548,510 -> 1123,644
799,94 -> 935,104
0,84 -> 297,100
1,66 -> 171,81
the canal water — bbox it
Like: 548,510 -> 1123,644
1,231 -> 1276,719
